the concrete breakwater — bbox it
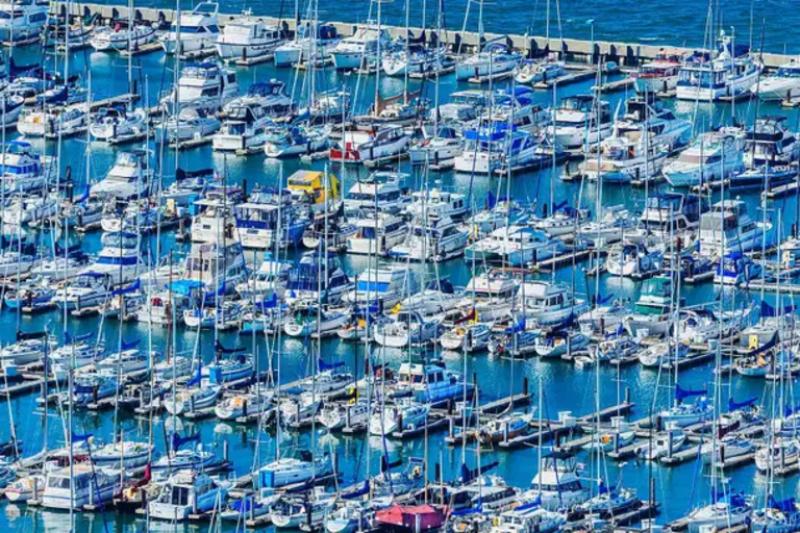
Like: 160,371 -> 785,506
55,1 -> 794,69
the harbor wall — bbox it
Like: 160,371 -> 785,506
55,2 -> 794,69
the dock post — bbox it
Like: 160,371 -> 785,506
523,377 -> 528,398
625,386 -> 630,404
448,416 -> 453,439
223,440 -> 229,462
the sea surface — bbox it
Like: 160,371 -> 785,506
2,1 -> 800,531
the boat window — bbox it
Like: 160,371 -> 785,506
171,486 -> 190,506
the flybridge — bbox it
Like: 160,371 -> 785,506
55,1 -> 795,69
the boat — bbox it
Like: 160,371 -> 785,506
392,361 -> 473,404
271,490 -> 336,530
663,130 -> 745,188
160,1 -> 220,55
439,323 -> 492,353
389,216 -> 468,262
329,23 -> 392,70
285,251 -> 350,305
274,22 -> 339,67
346,212 -> 407,256
0,0 -> 48,42
517,280 -> 589,327
284,304 -> 349,337
215,11 -> 283,61
0,141 -> 49,192
343,264 -> 416,310
342,171 -> 409,215
408,125 -> 463,170
40,464 -> 122,510
329,125 -> 410,167
515,57 -> 566,85
90,150 -> 152,201
162,62 -> 238,115
633,51 -> 683,94
580,135 -> 670,184
547,95 -> 613,152
455,40 -> 521,81
90,22 -> 157,51
5,474 -> 44,502
373,310 -> 440,348
605,242 -> 662,278
163,382 -> 222,415
17,102 -> 89,138
256,451 -> 333,489
685,493 -> 752,533
528,452 -> 588,511
743,116 -> 799,168
714,252 -> 762,286
698,199 -> 771,257
148,469 -> 229,521
454,123 -> 548,175
369,399 -> 430,435
675,30 -> 761,101
81,231 -> 141,285
88,105 -> 147,142
464,226 -> 568,267
156,106 -> 221,144
212,98 -> 272,152
264,124 -> 330,158
92,439 -> 152,471
534,331 -> 590,358
753,59 -> 800,101
375,503 -> 447,532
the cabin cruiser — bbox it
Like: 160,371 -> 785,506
612,95 -> 692,151
383,45 -> 450,77
457,270 -> 519,322
698,199 -> 771,257
160,1 -> 220,54
182,240 -> 247,293
580,135 -> 670,184
405,189 -> 469,221
162,62 -> 238,115
90,23 -> 157,52
743,116 -> 799,168
156,106 -> 221,144
149,470 -> 229,521
633,51 -> 683,94
753,59 -> 800,101
235,254 -> 291,302
40,464 -> 122,510
605,241 -> 662,278
515,57 -> 566,85
222,80 -> 295,121
274,22 -> 339,67
284,304 -> 349,337
216,12 -> 283,61
392,361 -> 472,404
271,490 -> 336,530
343,171 -> 409,215
685,493 -> 752,533
264,123 -> 330,158
663,130 -> 745,187
81,231 -> 141,285
330,125 -> 410,167
285,251 -> 349,305
528,453 -> 588,511
346,212 -> 407,256
389,216 -> 468,262
676,31 -> 761,101
0,0 -> 48,42
517,280 -> 588,327
92,439 -> 153,471
0,141 -> 49,192
408,125 -> 463,170
629,192 -> 707,247
329,24 -> 392,70
90,150 -> 151,201
257,451 -> 333,489
455,41 -> 521,81
343,264 -> 415,309
212,99 -> 271,152
465,226 -> 567,267
88,105 -> 147,142
547,95 -> 613,151
455,124 -> 546,175
234,190 -> 311,250
53,272 -> 114,311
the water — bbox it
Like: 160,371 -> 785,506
3,3 -> 800,531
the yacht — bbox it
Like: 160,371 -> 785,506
156,106 -> 221,144
212,99 -> 271,152
753,59 -> 800,101
53,272 -> 114,311
221,79 -> 295,120
685,493 -> 752,533
675,30 -> 761,101
369,399 -> 430,435
517,280 -> 589,327
458,270 -> 519,322
264,123 -> 330,158
580,136 -> 670,184
343,264 -> 415,309
182,241 -> 247,293
163,384 -> 222,415
743,116 -> 799,168
17,102 -> 89,139
285,251 -> 350,305
405,189 -> 469,221
0,0 -> 48,42
81,231 -> 141,285
190,196 -> 237,244
88,105 -> 147,142
383,45 -> 449,77
528,453 -> 588,511
698,199 -> 771,257
455,124 -> 547,175
663,130 -> 744,188
389,216 -> 468,262
393,362 -> 472,404
234,189 -> 311,250
274,22 -> 339,67
90,150 -> 151,201
455,41 -> 521,81
346,212 -> 407,256
343,171 -> 409,215
149,470 -> 229,521
612,95 -> 692,151
41,464 -> 122,510
605,242 -> 662,278
160,1 -> 220,54
329,23 -> 392,70
515,57 -> 566,85
162,62 -> 238,115
373,310 -> 440,348
90,23 -> 157,52
464,226 -> 567,267
0,141 -> 49,192
257,451 -> 333,489
547,95 -> 613,151
215,12 -> 283,61
408,125 -> 463,170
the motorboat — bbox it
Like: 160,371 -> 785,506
90,150 -> 152,201
40,464 -> 122,510
455,40 -> 521,81
90,22 -> 157,52
329,23 -> 392,70
215,11 -> 283,61
148,469 -> 229,521
663,130 -> 745,188
388,216 -> 468,262
698,199 -> 771,257
88,105 -> 147,142
162,62 -> 238,115
274,22 -> 339,67
159,1 -> 220,55
547,95 -> 613,151
753,59 -> 800,101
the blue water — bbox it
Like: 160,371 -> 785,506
3,4 -> 800,531
92,0 -> 800,53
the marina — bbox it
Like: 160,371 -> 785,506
0,0 -> 797,532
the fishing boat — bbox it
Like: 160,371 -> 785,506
675,30 -> 761,101
148,469 -> 229,521
215,11 -> 283,61
160,1 -> 220,54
